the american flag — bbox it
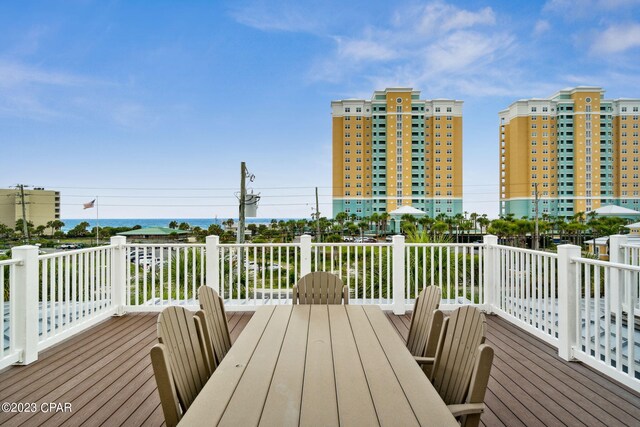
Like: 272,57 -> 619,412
83,199 -> 95,209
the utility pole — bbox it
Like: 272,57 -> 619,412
534,182 -> 540,250
238,162 -> 246,244
18,184 -> 30,243
314,187 -> 321,241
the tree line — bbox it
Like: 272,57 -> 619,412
0,210 -> 633,250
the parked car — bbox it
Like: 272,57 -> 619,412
58,243 -> 83,250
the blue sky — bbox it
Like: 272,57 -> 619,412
1,0 -> 640,220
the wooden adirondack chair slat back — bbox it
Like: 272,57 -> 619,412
431,306 -> 486,406
198,286 -> 232,366
406,286 -> 442,356
293,271 -> 348,304
156,306 -> 210,411
150,343 -> 181,427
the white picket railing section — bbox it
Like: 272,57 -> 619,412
125,243 -> 206,310
573,256 -> 640,390
620,242 -> 640,315
0,258 -> 20,368
406,243 -> 485,307
38,246 -> 116,351
218,243 -> 300,307
314,243 -> 393,306
2,233 -> 639,391
493,245 -> 559,346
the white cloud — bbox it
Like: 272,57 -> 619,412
534,20 -> 551,35
592,23 -> 640,54
335,36 -> 398,62
403,2 -> 495,34
544,0 -> 640,12
230,1 -> 323,33
307,2 -> 522,97
0,61 -> 90,88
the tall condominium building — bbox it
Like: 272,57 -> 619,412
0,188 -> 61,228
332,88 -> 463,218
499,86 -> 640,218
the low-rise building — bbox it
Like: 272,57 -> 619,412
0,187 -> 61,229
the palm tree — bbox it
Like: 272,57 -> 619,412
477,215 -> 490,234
379,212 -> 390,236
370,213 -> 380,237
514,219 -> 533,248
168,220 -> 178,229
418,216 -> 433,234
357,221 -> 368,239
469,212 -> 479,233
334,212 -> 348,238
46,219 -> 65,236
432,221 -> 448,236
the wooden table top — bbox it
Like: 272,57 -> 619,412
179,305 -> 457,426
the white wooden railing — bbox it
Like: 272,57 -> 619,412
38,246 -> 116,351
619,239 -> 640,315
1,234 -> 638,391
1,257 -> 21,367
492,245 -> 559,346
572,254 -> 640,390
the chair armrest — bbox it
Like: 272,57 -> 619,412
414,356 -> 434,366
447,403 -> 485,417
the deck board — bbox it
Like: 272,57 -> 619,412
0,310 -> 638,426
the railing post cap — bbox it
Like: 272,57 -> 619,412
609,234 -> 627,242
557,243 -> 581,255
206,235 -> 219,243
483,235 -> 498,244
300,234 -> 312,242
110,235 -> 126,244
392,234 -> 405,243
11,245 -> 39,255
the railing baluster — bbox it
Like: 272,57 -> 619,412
1,265 -> 6,354
594,265 -> 601,362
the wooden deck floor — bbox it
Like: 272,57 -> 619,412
0,311 -> 638,427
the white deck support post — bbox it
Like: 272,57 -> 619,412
110,236 -> 127,315
608,235 -> 626,312
300,234 -> 312,277
557,244 -> 581,361
12,245 -> 39,364
206,235 -> 220,294
392,235 -> 406,315
483,235 -> 499,313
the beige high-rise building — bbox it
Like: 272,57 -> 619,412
0,188 -> 61,228
500,86 -> 640,218
332,88 -> 463,218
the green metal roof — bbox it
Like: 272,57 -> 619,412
117,227 -> 189,236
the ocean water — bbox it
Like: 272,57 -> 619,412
61,218 -> 301,232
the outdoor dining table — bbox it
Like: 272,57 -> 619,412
178,304 -> 458,426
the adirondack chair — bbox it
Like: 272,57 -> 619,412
292,271 -> 349,304
406,286 -> 443,378
197,285 -> 232,369
150,306 -> 211,427
429,306 -> 494,427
